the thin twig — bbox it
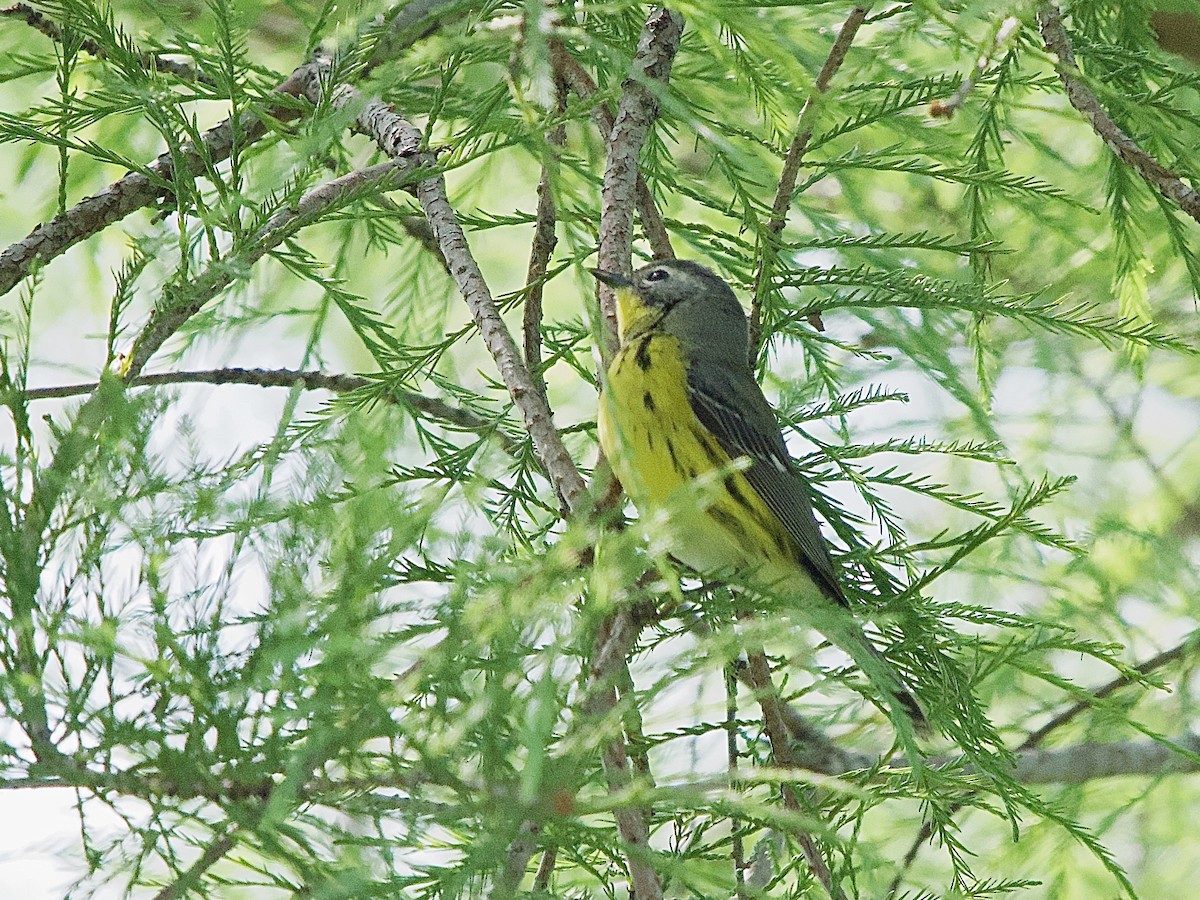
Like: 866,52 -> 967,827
19,367 -> 518,452
523,73 -> 567,404
533,847 -> 557,892
929,16 -> 1022,119
151,832 -> 236,900
743,642 -> 840,899
1019,630 -> 1199,751
727,667 -> 748,900
750,4 -> 873,356
1038,1 -> 1200,225
1,2 -> 215,84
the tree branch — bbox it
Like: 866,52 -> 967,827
0,0 -> 464,301
741,630 -> 839,898
0,66 -> 312,301
1015,734 -> 1200,783
888,630 -> 1200,894
126,162 -> 410,377
152,832 -> 237,900
416,162 -> 589,514
595,7 -> 685,349
20,367 -> 518,452
522,73 -> 567,404
552,44 -> 674,263
1,2 -> 214,83
1020,631 -> 1199,750
750,3 -> 873,355
0,160 -> 416,767
580,608 -> 661,900
1038,1 -> 1200,225
929,15 -> 1022,119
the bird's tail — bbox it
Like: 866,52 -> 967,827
821,617 -> 929,738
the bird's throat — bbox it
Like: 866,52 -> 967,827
614,287 -> 663,342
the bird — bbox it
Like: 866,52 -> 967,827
593,258 -> 925,731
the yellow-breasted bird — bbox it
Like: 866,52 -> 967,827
594,259 -> 925,730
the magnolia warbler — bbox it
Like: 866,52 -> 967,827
594,259 -> 924,729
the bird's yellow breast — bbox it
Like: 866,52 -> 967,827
598,332 -> 793,579
599,332 -> 698,506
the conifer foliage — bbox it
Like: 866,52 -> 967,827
0,1 -> 1197,896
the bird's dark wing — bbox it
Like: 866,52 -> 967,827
685,358 -> 845,603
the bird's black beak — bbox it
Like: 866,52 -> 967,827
590,268 -> 633,288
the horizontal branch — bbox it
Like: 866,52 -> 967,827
21,367 -> 518,452
1013,734 -> 1200,784
4,733 -> 1196,802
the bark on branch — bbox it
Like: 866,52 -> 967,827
750,3 -> 874,355
1038,1 -> 1200,225
595,7 -> 685,349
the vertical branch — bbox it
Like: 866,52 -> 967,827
579,606 -> 661,899
552,47 -> 674,264
727,666 -> 748,899
742,639 -> 841,899
523,74 -> 567,403
595,7 -> 685,350
551,12 -> 685,897
749,4 -> 874,360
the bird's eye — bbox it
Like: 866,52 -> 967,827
645,268 -> 670,282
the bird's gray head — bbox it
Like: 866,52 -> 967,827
593,259 -> 750,362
